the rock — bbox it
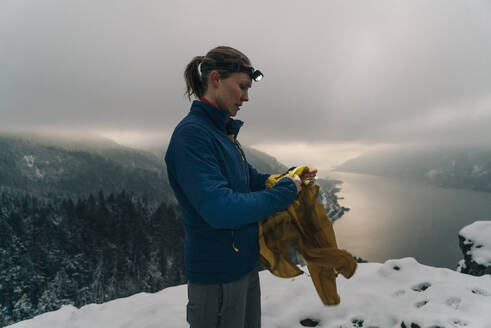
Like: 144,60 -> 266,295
457,221 -> 491,276
354,256 -> 368,263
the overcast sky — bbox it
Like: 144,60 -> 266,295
2,0 -> 491,172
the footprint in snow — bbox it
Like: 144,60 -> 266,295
411,282 -> 431,292
446,297 -> 461,310
414,299 -> 429,308
471,287 -> 490,296
449,318 -> 468,327
391,289 -> 406,297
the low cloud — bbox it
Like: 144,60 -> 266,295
2,0 -> 491,158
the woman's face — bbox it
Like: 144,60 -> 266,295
215,72 -> 252,117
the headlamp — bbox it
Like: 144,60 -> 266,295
200,61 -> 264,82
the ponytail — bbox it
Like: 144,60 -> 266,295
184,56 -> 205,101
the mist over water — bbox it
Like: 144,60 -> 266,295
329,171 -> 491,269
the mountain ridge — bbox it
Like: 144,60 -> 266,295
336,145 -> 491,192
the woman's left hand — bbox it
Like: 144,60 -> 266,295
300,167 -> 318,186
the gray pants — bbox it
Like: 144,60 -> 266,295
186,269 -> 261,328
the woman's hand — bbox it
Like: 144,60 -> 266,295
300,167 -> 318,186
286,175 -> 303,194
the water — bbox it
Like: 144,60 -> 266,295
327,171 -> 491,270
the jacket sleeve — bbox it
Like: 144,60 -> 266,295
170,124 -> 298,230
247,163 -> 270,191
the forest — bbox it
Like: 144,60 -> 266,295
0,190 -> 184,326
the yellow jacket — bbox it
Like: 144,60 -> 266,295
259,166 -> 357,305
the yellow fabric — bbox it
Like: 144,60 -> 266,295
259,166 -> 357,305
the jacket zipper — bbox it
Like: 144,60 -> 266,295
228,134 -> 244,253
229,134 -> 245,162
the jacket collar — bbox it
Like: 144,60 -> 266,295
191,100 -> 244,137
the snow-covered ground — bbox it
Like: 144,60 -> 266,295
460,221 -> 491,267
8,258 -> 491,328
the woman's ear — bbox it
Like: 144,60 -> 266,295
209,70 -> 220,88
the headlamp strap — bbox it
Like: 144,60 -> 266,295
200,61 -> 250,74
200,61 -> 263,81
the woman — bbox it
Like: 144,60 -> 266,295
165,46 -> 317,328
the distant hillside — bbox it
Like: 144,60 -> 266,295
0,132 -> 341,202
0,133 -> 172,204
243,147 -> 289,173
336,145 -> 491,192
147,145 -> 288,175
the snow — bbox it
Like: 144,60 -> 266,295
35,167 -> 44,178
471,165 -> 487,178
460,220 -> 491,267
23,155 -> 35,168
320,191 -> 328,209
457,259 -> 467,273
22,154 -> 44,178
8,258 -> 491,328
426,168 -> 440,179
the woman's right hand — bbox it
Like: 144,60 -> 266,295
286,175 -> 302,194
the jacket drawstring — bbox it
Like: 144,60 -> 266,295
231,231 -> 239,252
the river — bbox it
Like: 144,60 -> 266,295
326,171 -> 491,270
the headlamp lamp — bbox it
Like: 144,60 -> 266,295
200,61 -> 264,82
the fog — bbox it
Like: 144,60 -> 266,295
2,0 -> 491,172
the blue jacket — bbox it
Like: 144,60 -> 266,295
165,100 -> 298,283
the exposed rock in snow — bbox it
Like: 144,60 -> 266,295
458,220 -> 491,276
8,258 -> 491,328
